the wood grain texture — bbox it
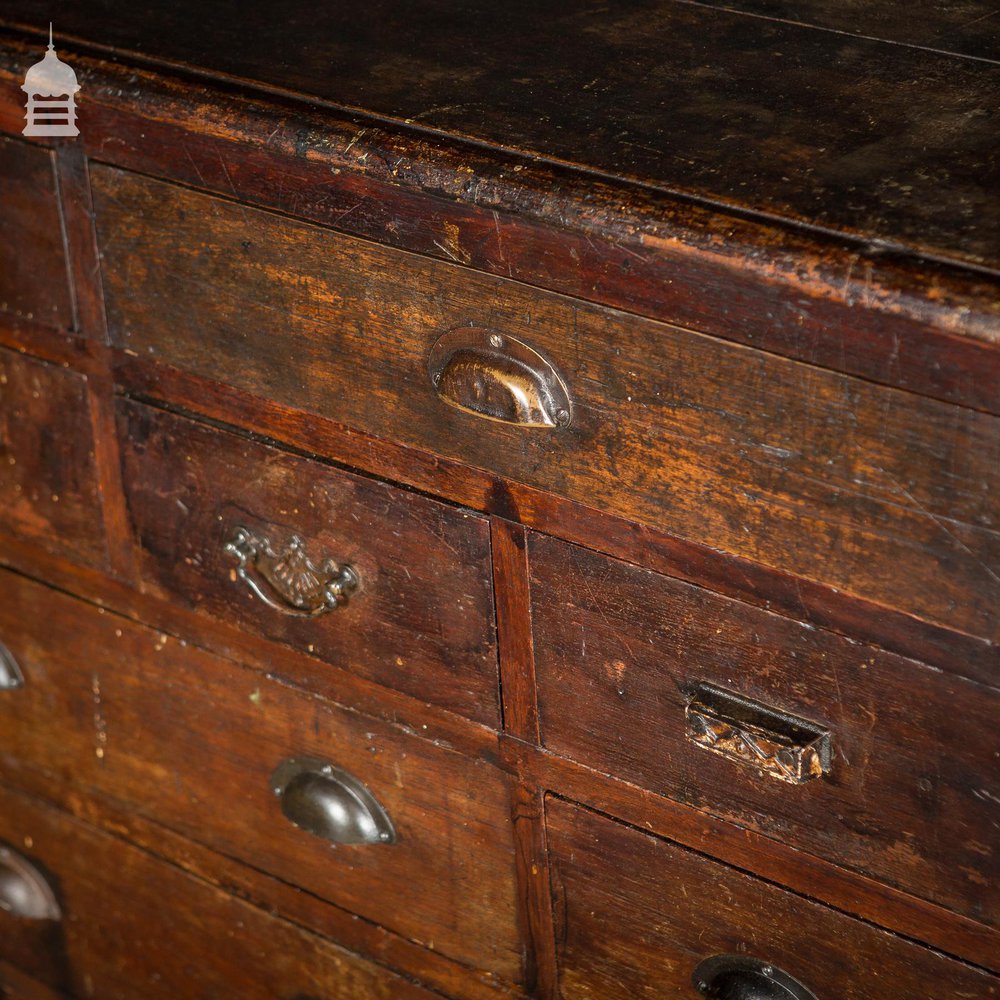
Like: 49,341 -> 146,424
530,533 -> 999,927
546,797 -> 998,999
0,568 -> 522,983
0,136 -> 73,332
117,399 -> 500,725
0,346 -> 107,569
95,169 -> 1000,642
5,1 -> 1000,268
0,783 -> 442,999
3,44 -> 997,417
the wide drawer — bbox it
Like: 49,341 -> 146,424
0,782 -> 439,999
93,165 -> 1000,643
116,398 -> 499,725
530,533 -> 999,927
0,136 -> 73,332
0,346 -> 106,569
546,797 -> 997,999
0,569 -> 521,983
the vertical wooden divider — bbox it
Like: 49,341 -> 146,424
492,518 -> 559,998
54,141 -> 135,582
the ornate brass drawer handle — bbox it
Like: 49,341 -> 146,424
224,526 -> 359,618
0,642 -> 24,691
427,327 -> 572,428
271,757 -> 396,845
685,683 -> 831,785
0,844 -> 60,920
692,955 -> 819,999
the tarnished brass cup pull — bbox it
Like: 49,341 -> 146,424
224,526 -> 358,618
427,328 -> 572,428
692,956 -> 819,999
685,683 -> 831,785
0,642 -> 24,690
271,757 -> 396,845
0,845 -> 60,920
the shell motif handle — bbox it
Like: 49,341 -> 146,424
0,642 -> 24,690
685,683 -> 831,785
271,758 -> 396,845
427,328 -> 572,428
224,526 -> 359,618
692,956 -> 819,999
0,845 -> 60,920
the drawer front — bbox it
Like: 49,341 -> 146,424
93,166 -> 1000,643
0,347 -> 106,569
0,783 -> 438,999
0,136 -> 73,331
117,399 -> 499,725
546,798 -> 997,1000
0,569 -> 521,982
531,534 -> 999,927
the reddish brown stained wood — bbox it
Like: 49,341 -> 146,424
530,533 -> 999,927
53,142 -> 107,341
113,352 -> 999,688
0,134 -> 73,332
507,780 -> 559,1000
0,346 -> 107,570
0,313 -> 106,374
7,767 -> 518,1000
0,568 -> 523,983
499,738 -> 1000,974
91,169 -> 1000,642
0,961 -> 64,1000
0,47 -> 996,413
0,783 -> 443,999
117,398 -> 501,726
545,797 -> 998,999
492,519 -> 539,742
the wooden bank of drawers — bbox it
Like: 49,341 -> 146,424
530,533 -> 999,929
116,398 -> 500,726
0,783 -> 440,999
92,165 -> 1000,644
546,798 -> 996,999
0,568 -> 522,985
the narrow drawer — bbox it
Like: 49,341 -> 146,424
0,136 -> 73,331
116,398 -> 499,725
93,165 -> 1000,642
0,783 -> 439,999
547,798 -> 997,999
0,346 -> 106,569
530,533 -> 999,928
0,569 -> 521,983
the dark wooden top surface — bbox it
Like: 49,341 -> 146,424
4,1 -> 998,271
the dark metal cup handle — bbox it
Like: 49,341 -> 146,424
224,526 -> 358,618
693,956 -> 819,999
0,845 -> 60,920
0,642 -> 24,690
271,758 -> 395,845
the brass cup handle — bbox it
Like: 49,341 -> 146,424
0,642 -> 24,690
693,956 -> 818,999
271,757 -> 396,845
0,845 -> 60,920
224,526 -> 358,618
427,328 -> 572,428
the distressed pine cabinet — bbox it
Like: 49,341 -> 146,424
0,3 -> 997,998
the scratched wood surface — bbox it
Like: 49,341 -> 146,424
546,798 -> 999,999
0,346 -> 107,570
116,398 -> 501,726
530,533 -> 1000,928
95,168 -> 1000,644
0,135 -> 74,332
4,1 -> 999,268
0,568 -> 522,984
0,783 -> 442,999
